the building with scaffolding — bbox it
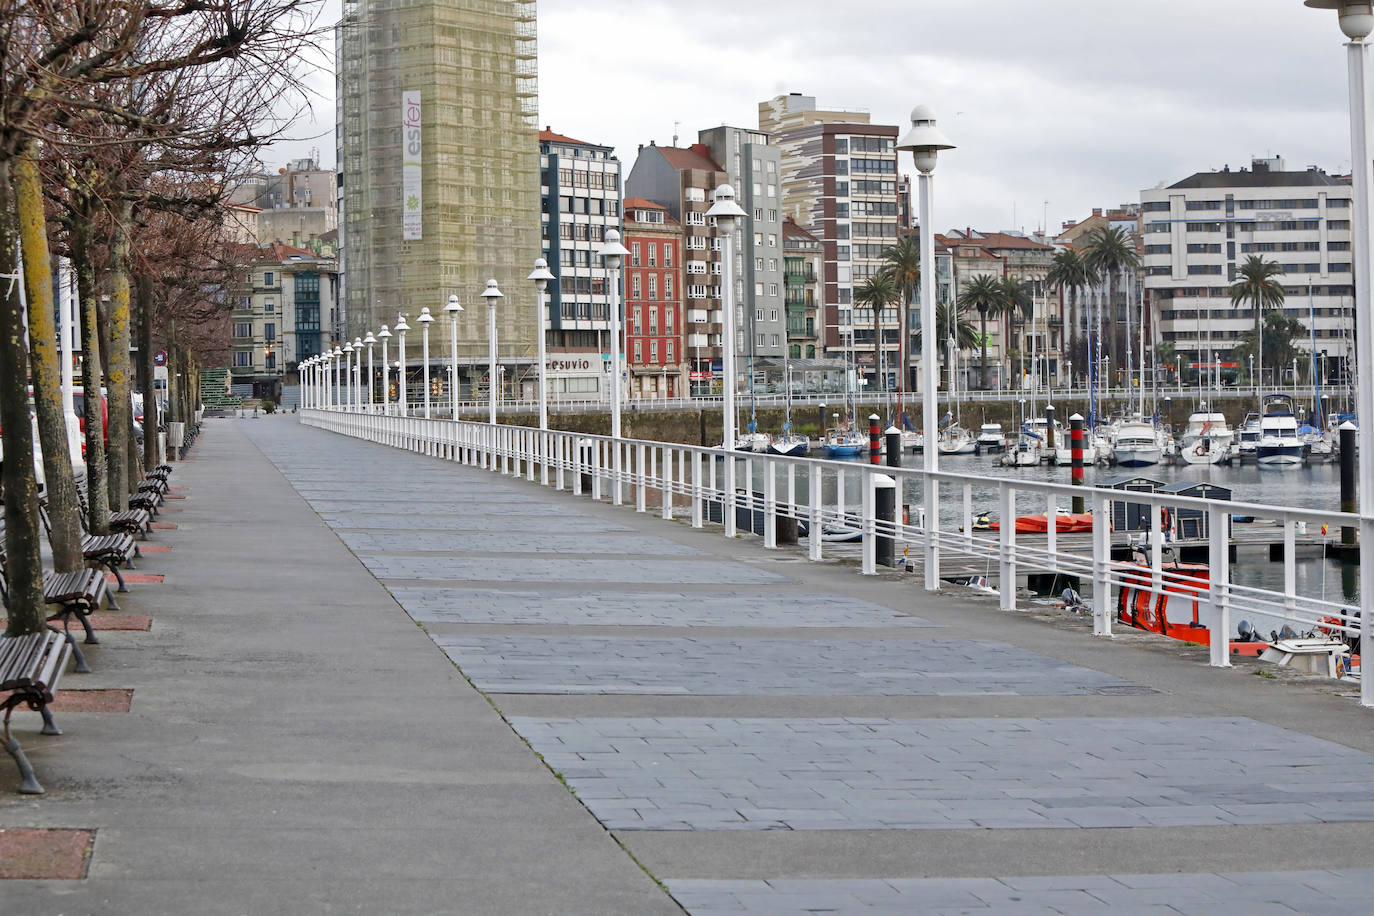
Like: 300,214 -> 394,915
336,0 -> 541,401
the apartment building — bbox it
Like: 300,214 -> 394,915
760,93 -> 901,388
539,127 -> 622,400
336,0 -> 541,399
1140,157 -> 1354,383
625,142 -> 728,396
623,198 -> 685,398
782,218 -> 821,359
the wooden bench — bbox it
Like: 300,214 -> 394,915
1,630 -> 74,794
40,499 -> 140,594
75,475 -> 150,539
0,538 -> 104,672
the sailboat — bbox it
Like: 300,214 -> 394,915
936,336 -> 974,454
768,356 -> 809,456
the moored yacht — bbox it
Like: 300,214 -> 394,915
975,423 -> 1007,453
1257,395 -> 1305,467
1112,418 -> 1163,468
1179,406 -> 1233,466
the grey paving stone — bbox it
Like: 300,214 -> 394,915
390,587 -> 935,627
337,530 -> 701,555
359,555 -> 786,584
667,871 -> 1374,914
320,513 -> 632,532
509,716 -> 1374,832
437,636 -> 1136,696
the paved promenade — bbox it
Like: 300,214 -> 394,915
6,416 -> 1374,913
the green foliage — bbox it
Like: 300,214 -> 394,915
1232,311 -> 1307,382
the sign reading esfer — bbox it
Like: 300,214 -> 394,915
402,90 -> 422,241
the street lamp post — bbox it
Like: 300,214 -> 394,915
343,341 -> 354,410
394,313 -> 410,417
596,231 -> 631,439
332,345 -> 342,409
528,258 -> 555,430
418,307 -> 434,419
353,338 -> 364,410
482,279 -> 504,425
377,325 -> 391,414
364,332 -> 376,409
706,185 -> 747,452
443,294 -> 463,419
897,104 -> 955,591
1306,0 -> 1374,706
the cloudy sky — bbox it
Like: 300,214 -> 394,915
280,0 -> 1359,234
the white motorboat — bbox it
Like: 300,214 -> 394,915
901,430 -> 924,453
937,424 -> 977,455
1237,413 -> 1261,462
1112,419 -> 1163,468
975,423 -> 1006,453
767,434 -> 809,457
735,431 -> 772,452
1179,408 -> 1233,466
1257,395 -> 1304,467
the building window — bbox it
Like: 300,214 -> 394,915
663,245 -> 673,267
649,307 -> 658,334
667,340 -> 675,362
650,340 -> 658,363
233,350 -> 252,367
648,275 -> 658,300
631,308 -> 641,335
234,322 -> 253,339
263,271 -> 275,286
264,322 -> 276,342
686,212 -> 706,226
265,349 -> 276,370
767,233 -> 777,247
264,300 -> 275,313
633,340 -> 642,363
768,283 -> 779,297
647,244 -> 657,266
632,275 -> 642,299
665,307 -> 674,330
665,275 -> 674,299
768,209 -> 777,222
631,241 -> 641,266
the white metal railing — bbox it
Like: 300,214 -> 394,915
300,407 -> 1370,684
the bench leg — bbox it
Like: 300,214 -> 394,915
104,587 -> 120,611
107,562 -> 128,592
2,702 -> 44,794
76,611 -> 99,646
39,705 -> 59,736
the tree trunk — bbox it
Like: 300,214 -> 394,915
137,273 -> 158,473
0,157 -> 45,636
105,200 -> 134,511
15,150 -> 83,573
872,298 -> 882,405
72,222 -> 110,535
979,309 -> 989,390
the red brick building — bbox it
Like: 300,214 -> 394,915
623,198 -> 685,399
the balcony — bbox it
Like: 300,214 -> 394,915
688,309 -> 709,323
784,269 -> 817,284
687,334 -> 710,348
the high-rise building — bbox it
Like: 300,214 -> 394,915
336,0 -> 541,398
782,218 -> 821,360
623,198 -> 685,399
538,128 -> 622,400
1141,157 -> 1354,386
625,142 -> 728,396
696,126 -> 786,365
760,93 -> 901,388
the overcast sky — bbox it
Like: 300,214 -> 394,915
279,0 -> 1359,234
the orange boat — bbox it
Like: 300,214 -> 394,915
1116,561 -> 1268,656
988,512 -> 1095,533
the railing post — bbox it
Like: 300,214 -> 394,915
661,447 -> 673,520
1282,517 -> 1297,621
999,484 -> 1016,611
763,456 -> 777,549
724,451 -> 737,538
636,442 -> 647,512
1092,491 -> 1112,637
1208,502 -> 1232,667
861,469 -> 876,575
1046,491 -> 1058,566
808,463 -> 822,561
572,438 -> 583,496
612,440 -> 623,507
555,434 -> 566,490
691,450 -> 703,528
923,476 -> 939,591
591,441 -> 602,501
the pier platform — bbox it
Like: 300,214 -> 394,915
5,416 -> 1374,914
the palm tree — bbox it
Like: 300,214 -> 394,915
855,270 -> 899,400
1046,248 -> 1094,381
881,236 -> 921,402
1082,226 -> 1140,371
997,277 -> 1033,385
957,273 -> 1003,389
914,298 -> 979,394
1230,254 -> 1285,396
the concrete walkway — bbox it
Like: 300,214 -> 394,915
6,415 -> 1374,914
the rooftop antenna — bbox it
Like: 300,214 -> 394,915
673,120 -> 680,147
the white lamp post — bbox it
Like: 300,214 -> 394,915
1306,0 -> 1374,706
417,307 -> 434,418
596,231 -> 631,438
444,294 -> 463,419
897,104 -> 955,592
377,324 -> 392,414
528,258 -> 555,430
343,341 -> 354,410
394,313 -> 410,417
352,338 -> 364,410
482,279 -> 504,424
332,345 -> 342,408
364,332 -> 376,409
706,185 -> 747,450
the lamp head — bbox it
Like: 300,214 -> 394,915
482,278 -> 504,304
332,346 -> 342,357
377,324 -> 391,339
597,230 -> 631,270
353,337 -> 363,349
343,341 -> 354,353
364,332 -> 376,345
528,257 -> 555,290
443,294 -> 463,314
1306,1 -> 1374,40
896,104 -> 956,174
706,184 -> 747,230
417,306 -> 434,324
394,313 -> 411,332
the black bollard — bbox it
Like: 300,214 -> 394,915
885,427 -> 902,469
875,473 -> 896,568
1341,422 -> 1357,548
1045,404 -> 1056,451
817,403 -> 827,437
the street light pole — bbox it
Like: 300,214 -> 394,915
443,294 -> 463,420
528,259 -> 555,430
377,324 -> 392,415
394,313 -> 410,417
707,185 -> 747,451
418,307 -> 434,419
1305,0 -> 1374,705
332,345 -> 342,408
596,232 -> 631,439
897,104 -> 955,591
353,337 -> 364,410
364,332 -> 376,410
482,279 -> 504,425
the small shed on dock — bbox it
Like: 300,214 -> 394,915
1105,475 -> 1165,532
1158,480 -> 1231,541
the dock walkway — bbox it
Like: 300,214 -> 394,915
5,416 -> 1374,914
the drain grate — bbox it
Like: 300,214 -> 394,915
1095,685 -> 1161,696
